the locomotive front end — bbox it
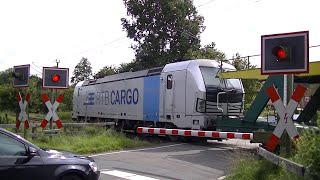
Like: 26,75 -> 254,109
191,60 -> 245,130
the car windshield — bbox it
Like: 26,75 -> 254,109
199,66 -> 242,89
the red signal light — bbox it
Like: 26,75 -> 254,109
272,46 -> 290,61
52,74 -> 60,82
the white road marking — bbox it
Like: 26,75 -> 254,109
100,169 -> 159,180
218,175 -> 226,180
89,143 -> 185,157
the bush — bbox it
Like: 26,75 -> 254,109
57,112 -> 72,122
293,128 -> 320,179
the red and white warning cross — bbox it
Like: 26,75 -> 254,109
265,84 -> 306,152
40,93 -> 64,129
16,92 -> 30,129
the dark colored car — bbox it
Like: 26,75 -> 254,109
0,128 -> 100,180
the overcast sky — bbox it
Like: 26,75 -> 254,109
0,0 -> 319,77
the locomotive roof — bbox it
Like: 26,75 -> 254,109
81,59 -> 235,86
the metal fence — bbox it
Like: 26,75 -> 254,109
258,147 -> 310,178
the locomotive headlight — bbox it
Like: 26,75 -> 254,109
198,100 -> 206,112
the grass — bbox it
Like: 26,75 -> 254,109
226,153 -> 302,180
29,127 -> 150,155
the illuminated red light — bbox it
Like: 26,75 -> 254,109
272,46 -> 288,60
276,48 -> 286,60
52,74 -> 60,82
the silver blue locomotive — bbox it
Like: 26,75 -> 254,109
72,59 -> 244,131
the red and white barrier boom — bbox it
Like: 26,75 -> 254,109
16,92 -> 30,129
265,84 -> 306,152
40,93 -> 64,129
137,127 -> 253,140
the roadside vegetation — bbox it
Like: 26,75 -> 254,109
227,112 -> 320,180
29,127 -> 150,155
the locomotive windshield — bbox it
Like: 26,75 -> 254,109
200,66 -> 242,89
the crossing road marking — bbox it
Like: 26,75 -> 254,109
100,169 -> 159,180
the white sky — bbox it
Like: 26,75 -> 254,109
0,0 -> 319,77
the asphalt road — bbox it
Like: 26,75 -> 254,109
91,140 -> 259,180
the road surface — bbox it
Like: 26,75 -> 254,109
91,140 -> 258,180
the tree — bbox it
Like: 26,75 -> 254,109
70,57 -> 93,86
94,65 -> 118,79
231,53 -> 262,109
185,42 -> 226,61
121,0 -> 205,70
0,68 -> 13,85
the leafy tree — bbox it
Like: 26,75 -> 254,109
71,57 -> 93,86
121,0 -> 205,70
231,53 -> 263,109
27,75 -> 43,113
57,87 -> 74,112
94,65 -> 118,79
185,42 -> 226,61
0,68 -> 13,85
0,84 -> 16,111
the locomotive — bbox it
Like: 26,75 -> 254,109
72,59 -> 245,131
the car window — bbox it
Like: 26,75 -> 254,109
0,133 -> 27,156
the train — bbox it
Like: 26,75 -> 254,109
72,59 -> 245,131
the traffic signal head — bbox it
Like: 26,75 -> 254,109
42,67 -> 69,89
12,64 -> 30,87
261,31 -> 309,75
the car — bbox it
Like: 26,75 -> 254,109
0,127 -> 100,180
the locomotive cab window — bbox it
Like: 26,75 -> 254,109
200,66 -> 242,90
167,75 -> 173,89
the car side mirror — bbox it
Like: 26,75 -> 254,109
28,147 -> 38,158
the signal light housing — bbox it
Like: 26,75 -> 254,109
43,67 -> 69,89
261,31 -> 309,75
12,64 -> 30,87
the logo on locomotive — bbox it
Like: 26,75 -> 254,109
85,88 -> 139,105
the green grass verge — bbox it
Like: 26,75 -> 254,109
30,127 -> 150,155
226,156 -> 301,180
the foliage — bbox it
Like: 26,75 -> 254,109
27,75 -> 43,113
121,0 -> 205,70
0,84 -> 16,111
57,87 -> 74,112
0,68 -> 13,85
185,42 -> 226,61
293,125 -> 320,179
56,111 -> 73,122
231,53 -> 263,109
30,128 -> 150,154
227,157 -> 301,180
70,57 -> 93,86
94,65 -> 118,79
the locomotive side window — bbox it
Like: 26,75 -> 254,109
167,75 -> 173,89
